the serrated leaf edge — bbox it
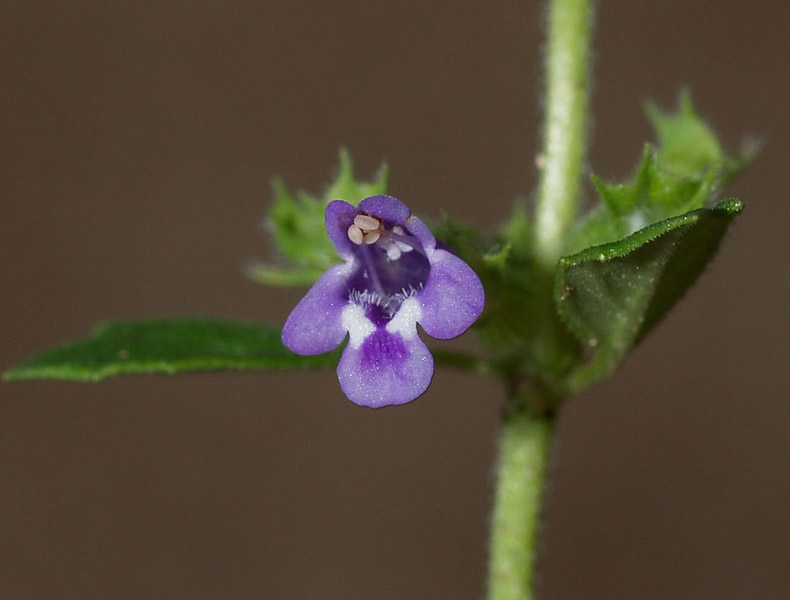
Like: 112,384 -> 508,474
554,198 -> 743,345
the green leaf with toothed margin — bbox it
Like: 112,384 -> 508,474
554,198 -> 743,393
565,91 -> 757,256
3,318 -> 341,382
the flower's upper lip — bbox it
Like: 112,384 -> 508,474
324,200 -> 363,260
357,195 -> 411,224
325,195 -> 437,260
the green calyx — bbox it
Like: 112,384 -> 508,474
246,149 -> 388,287
446,90 -> 754,404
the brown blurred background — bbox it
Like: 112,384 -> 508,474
2,1 -> 788,598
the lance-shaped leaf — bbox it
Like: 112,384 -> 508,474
3,317 -> 480,383
555,198 -> 743,392
3,318 -> 341,382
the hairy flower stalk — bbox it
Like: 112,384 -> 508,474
282,195 -> 484,408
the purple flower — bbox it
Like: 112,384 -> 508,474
282,195 -> 484,408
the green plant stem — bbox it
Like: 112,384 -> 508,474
487,409 -> 554,600
487,4 -> 593,593
534,0 -> 594,269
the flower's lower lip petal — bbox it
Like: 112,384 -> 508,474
336,329 -> 434,408
418,249 -> 485,339
282,263 -> 352,354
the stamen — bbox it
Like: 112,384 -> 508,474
359,243 -> 387,300
384,242 -> 402,261
362,230 -> 381,244
347,224 -> 364,245
388,232 -> 427,257
346,215 -> 431,322
354,214 -> 381,231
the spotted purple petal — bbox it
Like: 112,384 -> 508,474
282,194 -> 484,408
337,302 -> 433,408
281,263 -> 352,355
418,248 -> 485,339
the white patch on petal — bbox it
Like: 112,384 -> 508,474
385,296 -> 421,340
341,303 -> 376,349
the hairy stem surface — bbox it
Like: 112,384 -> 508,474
533,0 -> 594,269
487,410 -> 554,600
487,1 -> 595,598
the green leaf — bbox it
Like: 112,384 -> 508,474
251,149 -> 388,287
502,200 -> 533,249
245,263 -> 328,287
266,178 -> 338,273
3,318 -> 340,382
645,89 -> 724,178
566,90 -> 755,256
324,148 -> 390,205
482,243 -> 512,271
434,216 -> 581,394
555,198 -> 743,392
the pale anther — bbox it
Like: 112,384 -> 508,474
354,214 -> 381,231
362,230 -> 381,244
385,242 -> 402,261
347,224 -> 364,244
